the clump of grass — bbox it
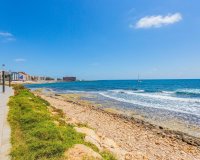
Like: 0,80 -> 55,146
77,122 -> 89,128
8,85 -> 116,160
51,106 -> 65,118
101,151 -> 117,160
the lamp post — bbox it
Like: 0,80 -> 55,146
9,70 -> 12,87
2,64 -> 5,93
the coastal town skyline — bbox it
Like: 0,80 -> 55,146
0,0 -> 200,80
0,69 -> 77,83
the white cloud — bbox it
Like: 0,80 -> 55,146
0,32 -> 13,37
133,13 -> 182,29
0,31 -> 16,42
14,58 -> 26,62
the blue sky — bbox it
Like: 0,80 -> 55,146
0,0 -> 200,80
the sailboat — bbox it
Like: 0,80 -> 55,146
137,74 -> 142,83
134,74 -> 142,90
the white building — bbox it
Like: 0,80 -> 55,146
11,72 -> 20,81
18,72 -> 27,81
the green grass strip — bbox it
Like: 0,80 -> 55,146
8,85 -> 116,160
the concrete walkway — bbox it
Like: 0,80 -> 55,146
0,86 -> 14,160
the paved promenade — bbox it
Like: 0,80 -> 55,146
0,86 -> 14,160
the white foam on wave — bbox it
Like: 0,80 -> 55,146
99,91 -> 200,116
61,90 -> 86,93
108,89 -> 145,93
176,89 -> 200,95
161,91 -> 174,94
114,90 -> 200,103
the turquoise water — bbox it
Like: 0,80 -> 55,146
26,79 -> 200,93
26,79 -> 200,135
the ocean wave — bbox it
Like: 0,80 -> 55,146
175,89 -> 200,96
161,91 -> 174,94
105,90 -> 200,103
108,89 -> 145,93
99,92 -> 200,116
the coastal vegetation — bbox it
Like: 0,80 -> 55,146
8,85 -> 116,160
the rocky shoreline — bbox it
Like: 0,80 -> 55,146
34,90 -> 200,160
94,108 -> 200,147
62,96 -> 200,147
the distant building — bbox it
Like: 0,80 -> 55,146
32,76 -> 42,81
1,71 -> 54,82
11,72 -> 20,81
18,72 -> 31,81
31,76 -> 54,81
26,74 -> 32,81
63,77 -> 76,82
18,72 -> 27,81
40,77 -> 46,81
31,76 -> 38,81
45,77 -> 55,81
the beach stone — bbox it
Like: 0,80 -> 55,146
65,144 -> 103,160
101,137 -> 118,149
75,127 -> 127,160
66,117 -> 80,125
125,153 -> 133,160
75,127 -> 102,150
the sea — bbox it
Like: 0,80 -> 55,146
26,79 -> 200,137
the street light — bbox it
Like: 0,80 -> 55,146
9,70 -> 12,87
2,64 -> 5,93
